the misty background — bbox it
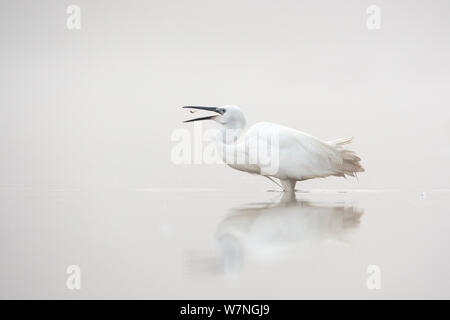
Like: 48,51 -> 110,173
1,0 -> 450,191
2,0 -> 450,300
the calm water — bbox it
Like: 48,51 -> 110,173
1,188 -> 449,299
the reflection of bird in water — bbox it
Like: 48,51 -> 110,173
188,196 -> 363,276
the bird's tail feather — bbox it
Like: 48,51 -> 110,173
330,136 -> 353,146
339,149 -> 364,176
330,137 -> 365,177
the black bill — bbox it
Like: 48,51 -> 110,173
182,106 -> 221,123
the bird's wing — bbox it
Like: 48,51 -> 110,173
244,122 -> 363,180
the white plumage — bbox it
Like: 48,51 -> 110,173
183,105 -> 364,192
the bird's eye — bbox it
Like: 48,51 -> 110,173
219,108 -> 226,114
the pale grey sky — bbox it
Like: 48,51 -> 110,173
1,0 -> 449,191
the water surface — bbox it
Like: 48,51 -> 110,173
1,188 -> 449,299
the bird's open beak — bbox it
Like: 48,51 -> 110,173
182,106 -> 221,123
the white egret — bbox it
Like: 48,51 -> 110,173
183,105 -> 364,192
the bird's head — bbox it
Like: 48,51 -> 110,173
183,105 -> 246,129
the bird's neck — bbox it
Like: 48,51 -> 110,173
215,120 -> 247,165
217,121 -> 245,144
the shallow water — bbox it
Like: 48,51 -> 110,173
1,188 -> 449,299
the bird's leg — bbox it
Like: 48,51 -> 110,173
263,176 -> 283,190
280,179 -> 297,193
280,190 -> 296,203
